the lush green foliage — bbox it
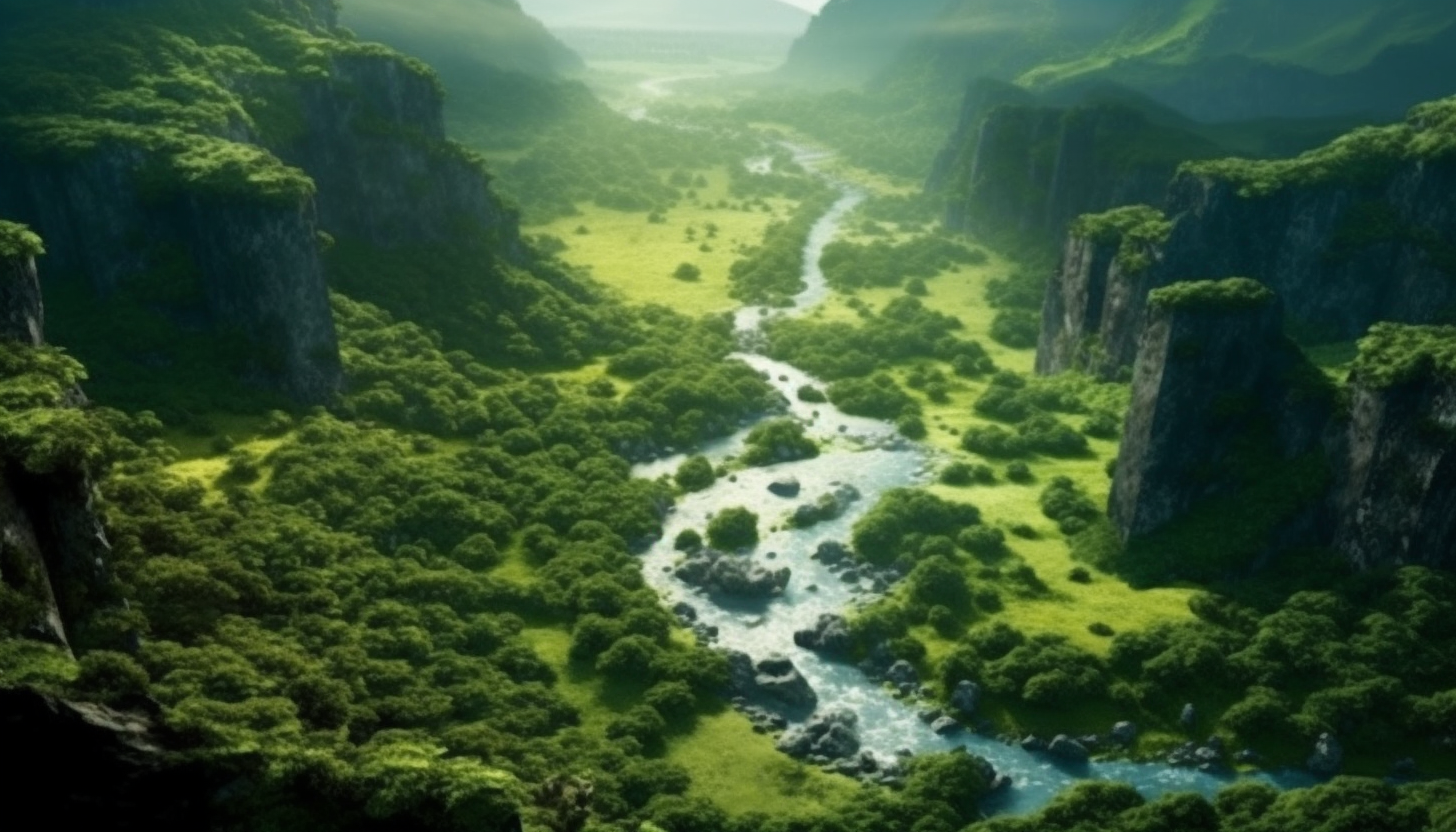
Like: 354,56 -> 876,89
739,419 -> 818,468
1350,322 -> 1456,388
728,191 -> 836,307
706,507 -> 759,551
851,489 -> 981,567
765,296 -> 994,380
1071,205 -> 1174,275
1184,97 -> 1456,197
819,235 -> 986,291
0,220 -> 43,259
1148,278 -> 1276,313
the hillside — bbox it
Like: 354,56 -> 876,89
341,0 -> 584,79
519,0 -> 812,33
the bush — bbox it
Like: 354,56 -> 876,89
797,384 -> 827,403
990,310 -> 1040,349
741,419 -> 818,467
1068,566 -> 1092,584
1006,462 -> 1034,483
897,414 -> 928,439
674,455 -> 716,492
1083,410 -> 1122,439
706,507 -> 759,550
851,489 -> 981,565
957,526 -> 1007,559
72,651 -> 149,702
961,425 -> 1028,459
1040,477 -> 1102,535
828,374 -> 919,420
673,529 -> 703,552
673,263 -> 702,282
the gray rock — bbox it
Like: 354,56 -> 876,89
1019,735 -> 1047,753
1307,733 -> 1343,777
1048,735 -> 1090,763
931,716 -> 963,736
950,680 -> 980,715
776,710 -> 861,761
1235,749 -> 1262,765
754,655 -> 818,709
768,477 -> 802,498
916,708 -> 944,724
886,661 -> 919,687
990,774 -> 1014,792
813,541 -> 850,565
724,651 -> 757,697
840,567 -> 861,583
1180,703 -> 1197,730
671,602 -> 697,622
793,614 -> 854,658
1111,721 -> 1138,746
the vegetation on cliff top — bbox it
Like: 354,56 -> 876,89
1351,322 -> 1456,388
0,220 -> 44,260
1071,205 -> 1173,275
1182,96 -> 1456,197
1148,278 -> 1277,313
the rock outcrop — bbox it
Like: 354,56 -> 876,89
1038,101 -> 1456,379
935,98 -> 1217,247
0,687 -> 210,829
1109,279 -> 1333,539
1325,325 -> 1456,569
0,225 -> 118,650
1110,285 -> 1455,572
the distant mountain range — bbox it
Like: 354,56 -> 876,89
518,0 -> 812,34
783,0 -> 1456,121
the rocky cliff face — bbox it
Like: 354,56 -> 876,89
280,52 -> 525,257
1109,280 -> 1331,539
0,231 -> 118,650
1111,293 -> 1455,572
934,99 -> 1208,246
1326,330 -> 1456,569
1038,132 -> 1456,379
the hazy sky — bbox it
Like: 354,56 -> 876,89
781,0 -> 830,10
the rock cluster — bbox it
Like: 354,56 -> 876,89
675,549 -> 790,598
775,709 -> 861,761
793,614 -> 854,659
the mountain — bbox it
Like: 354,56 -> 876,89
518,0 -> 812,33
784,0 -> 1456,120
340,0 -> 584,78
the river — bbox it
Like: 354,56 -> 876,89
626,111 -> 1315,814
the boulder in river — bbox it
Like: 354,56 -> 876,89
931,716 -> 962,736
793,614 -> 854,659
1019,735 -> 1047,753
1110,721 -> 1138,746
755,655 -> 818,709
776,709 -> 861,760
723,650 -> 757,697
885,661 -> 919,687
768,477 -> 802,498
1307,733 -> 1343,777
1048,735 -> 1090,763
676,548 -> 789,598
950,680 -> 980,715
812,541 -> 851,565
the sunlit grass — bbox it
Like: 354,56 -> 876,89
530,166 -> 796,316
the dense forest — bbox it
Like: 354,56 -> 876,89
0,0 -> 1453,830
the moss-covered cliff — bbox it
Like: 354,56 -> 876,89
1107,294 -> 1454,579
0,0 -> 569,408
1038,98 -> 1456,379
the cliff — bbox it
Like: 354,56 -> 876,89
1109,296 -> 1455,576
0,225 -> 118,650
1109,280 -> 1332,540
934,97 -> 1219,247
1326,324 -> 1456,569
1038,98 -> 1456,379
0,0 -> 534,405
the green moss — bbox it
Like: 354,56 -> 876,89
1147,278 -> 1276,313
1350,322 -> 1456,388
1182,96 -> 1456,197
1070,205 -> 1173,274
0,221 -> 44,260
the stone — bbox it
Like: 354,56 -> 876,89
768,477 -> 802,498
793,614 -> 854,659
672,602 -> 697,622
950,680 -> 980,715
916,708 -> 943,724
754,655 -> 818,709
724,651 -> 757,697
885,661 -> 919,687
931,717 -> 963,736
1110,721 -> 1138,746
776,710 -> 861,761
1307,733 -> 1344,777
1020,735 -> 1047,753
1180,703 -> 1197,730
1048,735 -> 1090,763
1234,749 -> 1262,765
814,541 -> 851,565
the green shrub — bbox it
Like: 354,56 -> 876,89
706,507 -> 759,550
674,455 -> 716,492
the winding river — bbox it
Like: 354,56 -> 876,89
628,141 -> 1316,813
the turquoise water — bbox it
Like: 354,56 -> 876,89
632,154 -> 1315,814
